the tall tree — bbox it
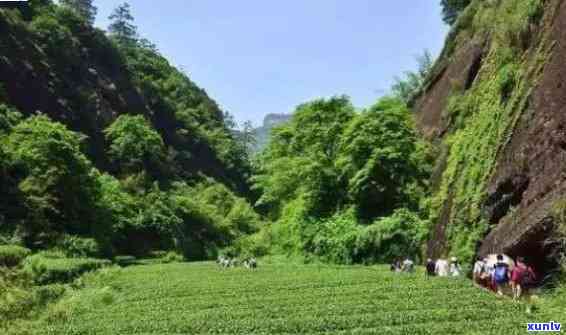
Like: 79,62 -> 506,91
60,0 -> 97,25
440,0 -> 472,25
391,50 -> 434,104
108,2 -> 137,45
240,120 -> 257,156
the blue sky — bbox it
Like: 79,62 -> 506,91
93,1 -> 448,127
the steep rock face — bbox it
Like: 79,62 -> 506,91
415,0 -> 565,270
480,0 -> 566,266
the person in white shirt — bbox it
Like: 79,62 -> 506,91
450,257 -> 462,277
435,258 -> 450,277
472,257 -> 487,285
402,258 -> 414,273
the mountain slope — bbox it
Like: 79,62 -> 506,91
0,5 -> 249,193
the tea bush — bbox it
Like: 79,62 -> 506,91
0,245 -> 31,267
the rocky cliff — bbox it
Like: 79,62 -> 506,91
415,0 -> 565,272
252,113 -> 292,153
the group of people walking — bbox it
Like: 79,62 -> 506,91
392,254 -> 537,300
425,257 -> 463,277
390,258 -> 416,273
472,254 -> 536,299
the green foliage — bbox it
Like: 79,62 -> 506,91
0,104 -> 22,133
59,0 -> 97,25
255,96 -> 430,262
254,96 -> 355,219
56,235 -> 100,258
104,115 -> 166,174
29,7 -> 81,67
354,209 -> 427,264
108,2 -> 137,45
0,264 -> 65,329
23,253 -> 110,285
338,97 -> 430,219
2,115 -> 107,247
391,50 -> 434,103
162,251 -> 184,263
0,245 -> 31,267
440,0 -> 472,25
113,255 -> 137,266
170,181 -> 261,260
119,39 -> 251,192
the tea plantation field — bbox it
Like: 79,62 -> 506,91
36,262 -> 564,335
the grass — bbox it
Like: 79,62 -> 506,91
26,262 -> 565,335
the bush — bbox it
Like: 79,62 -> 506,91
354,209 -> 427,264
162,252 -> 184,263
0,245 -> 31,267
308,210 -> 360,264
232,227 -> 272,258
24,253 -> 110,285
113,255 -> 137,267
57,235 -> 100,258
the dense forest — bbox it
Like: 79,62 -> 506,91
1,0 -> 564,275
0,0 -> 260,262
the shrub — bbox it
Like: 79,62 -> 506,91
113,255 -> 137,267
354,209 -> 426,264
57,235 -> 100,258
309,210 -> 360,265
0,245 -> 31,267
104,115 -> 166,174
162,252 -> 184,264
24,253 -> 110,285
232,227 -> 272,258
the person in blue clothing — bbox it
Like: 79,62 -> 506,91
494,254 -> 511,296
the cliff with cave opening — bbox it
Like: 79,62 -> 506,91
415,0 -> 566,273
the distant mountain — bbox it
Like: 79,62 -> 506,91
253,113 -> 292,153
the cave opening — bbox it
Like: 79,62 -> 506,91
506,218 -> 563,285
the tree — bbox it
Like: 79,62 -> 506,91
240,120 -> 257,156
440,0 -> 472,25
108,2 -> 137,45
104,115 -> 165,174
3,115 -> 104,245
337,97 -> 428,219
60,0 -> 97,25
391,50 -> 434,104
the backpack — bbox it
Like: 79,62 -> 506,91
494,264 -> 508,283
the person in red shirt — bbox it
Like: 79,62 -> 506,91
511,257 -> 535,300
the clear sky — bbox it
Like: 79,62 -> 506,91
93,1 -> 448,127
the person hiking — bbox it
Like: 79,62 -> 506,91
511,257 -> 535,300
494,254 -> 511,296
449,257 -> 462,277
472,257 -> 487,286
426,258 -> 436,277
390,259 -> 401,272
435,258 -> 449,277
402,258 -> 414,273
